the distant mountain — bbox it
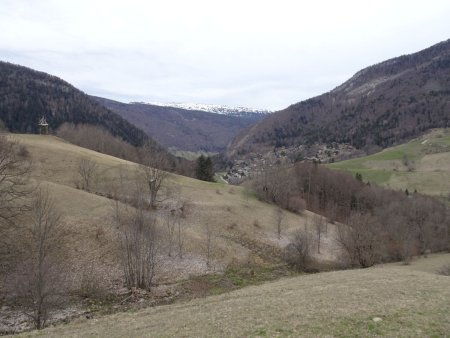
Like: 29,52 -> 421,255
142,101 -> 272,116
94,97 -> 269,152
0,61 -> 148,147
229,39 -> 450,156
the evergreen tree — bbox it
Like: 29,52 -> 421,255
196,155 -> 215,182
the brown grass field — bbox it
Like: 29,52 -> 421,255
12,254 -> 450,338
9,134 -> 336,283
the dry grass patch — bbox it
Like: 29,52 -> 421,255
14,254 -> 450,338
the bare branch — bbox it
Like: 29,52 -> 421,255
113,189 -> 160,290
0,135 -> 33,255
13,188 -> 69,330
77,158 -> 97,191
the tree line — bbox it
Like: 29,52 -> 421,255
251,162 -> 449,267
56,123 -> 196,178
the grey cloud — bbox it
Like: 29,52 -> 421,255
1,1 -> 450,110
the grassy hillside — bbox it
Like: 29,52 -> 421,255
328,129 -> 450,197
6,134 -> 449,337
8,134 -> 337,282
14,254 -> 450,337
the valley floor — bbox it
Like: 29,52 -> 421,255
14,254 -> 450,338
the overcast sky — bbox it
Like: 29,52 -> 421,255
1,0 -> 449,110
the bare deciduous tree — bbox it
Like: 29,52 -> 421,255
275,208 -> 284,239
165,209 -> 177,257
204,223 -> 214,268
0,135 -> 32,224
0,135 -> 32,260
15,188 -> 68,330
336,212 -> 381,268
313,215 -> 327,254
138,145 -> 170,209
176,220 -> 185,259
113,189 -> 159,290
141,165 -> 168,209
77,158 -> 97,191
252,166 -> 296,211
174,199 -> 191,259
284,229 -> 313,271
57,123 -> 141,163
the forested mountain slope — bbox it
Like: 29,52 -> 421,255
93,97 -> 267,152
0,62 -> 148,147
229,39 -> 450,155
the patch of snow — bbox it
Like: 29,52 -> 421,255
130,101 -> 272,116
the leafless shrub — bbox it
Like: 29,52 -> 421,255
175,222 -> 187,259
162,198 -> 190,259
407,194 -> 449,257
336,212 -> 382,268
284,230 -> 314,271
79,263 -> 105,299
13,188 -> 69,330
164,204 -> 183,258
326,202 -> 339,224
375,201 -> 416,264
204,223 -> 215,268
286,196 -> 306,214
313,215 -> 327,254
113,191 -> 159,290
163,215 -> 174,258
77,158 -> 97,191
0,135 -> 33,259
274,208 -> 284,239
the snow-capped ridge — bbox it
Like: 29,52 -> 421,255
130,101 -> 272,116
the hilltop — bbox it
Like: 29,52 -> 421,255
228,39 -> 450,157
0,61 -> 148,147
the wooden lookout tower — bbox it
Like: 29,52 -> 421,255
38,116 -> 49,135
